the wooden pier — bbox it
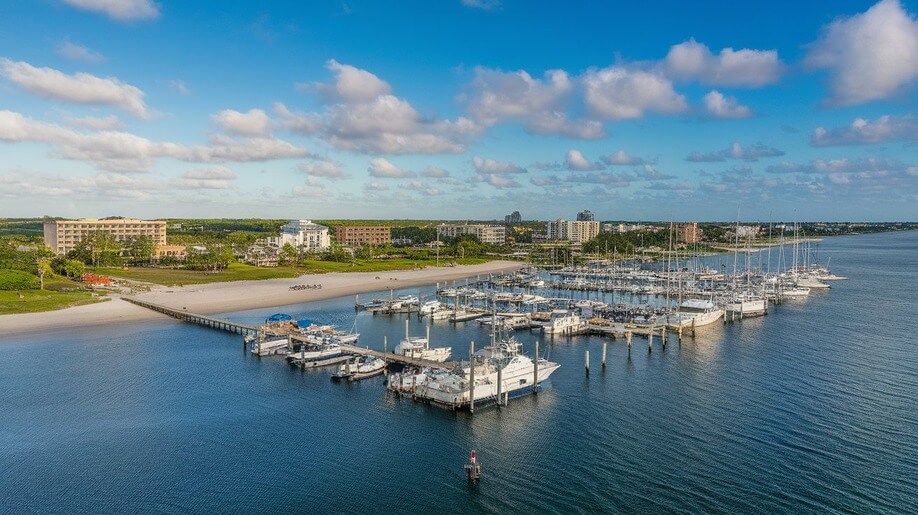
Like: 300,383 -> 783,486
123,297 -> 261,335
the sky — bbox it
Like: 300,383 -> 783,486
0,0 -> 916,222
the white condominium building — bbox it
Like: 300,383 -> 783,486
267,220 -> 330,251
546,219 -> 600,243
436,223 -> 506,245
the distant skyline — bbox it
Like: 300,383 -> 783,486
1,0 -> 917,221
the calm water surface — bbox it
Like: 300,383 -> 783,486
2,231 -> 917,513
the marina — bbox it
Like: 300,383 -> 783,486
2,231 -> 916,513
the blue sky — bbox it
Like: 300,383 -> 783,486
0,0 -> 916,221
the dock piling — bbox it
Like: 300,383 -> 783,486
533,340 -> 539,395
648,326 -> 653,353
470,341 -> 475,413
585,350 -> 590,376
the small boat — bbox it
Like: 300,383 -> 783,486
394,320 -> 451,362
332,356 -> 387,381
249,337 -> 289,356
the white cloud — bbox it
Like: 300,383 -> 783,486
56,41 -> 105,63
299,159 -> 348,179
273,102 -> 321,135
525,112 -> 604,139
211,108 -> 271,136
63,114 -> 124,130
702,90 -> 753,119
583,66 -> 687,120
0,59 -> 150,118
0,110 -> 309,173
811,114 -> 918,146
316,59 -> 392,102
805,0 -> 918,105
687,142 -> 784,162
367,157 -> 416,178
309,61 -> 478,154
421,166 -> 450,178
62,0 -> 161,21
665,38 -> 784,87
404,180 -> 443,196
473,173 -> 521,188
602,150 -> 644,166
566,150 -> 602,171
365,181 -> 389,191
461,0 -> 501,11
472,156 -> 526,174
466,68 -> 571,124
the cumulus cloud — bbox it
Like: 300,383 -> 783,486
766,157 -> 908,174
365,181 -> 389,191
811,114 -> 918,146
56,41 -> 105,63
473,173 -> 521,188
687,142 -> 784,162
367,157 -> 416,178
62,0 -> 161,21
421,166 -> 450,178
602,150 -> 645,166
211,108 -> 271,136
702,90 -> 753,119
664,38 -> 784,87
0,110 -> 309,173
273,102 -> 321,135
299,159 -> 348,179
63,114 -> 124,130
168,79 -> 189,95
805,0 -> 918,105
0,59 -> 150,118
472,156 -> 526,174
465,68 -> 571,124
309,61 -> 478,154
566,150 -> 602,171
525,112 -> 604,139
404,180 -> 443,196
315,59 -> 393,102
583,66 -> 687,120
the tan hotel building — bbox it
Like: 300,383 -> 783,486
335,225 -> 391,245
44,218 -> 167,255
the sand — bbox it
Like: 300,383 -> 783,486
0,260 -> 524,338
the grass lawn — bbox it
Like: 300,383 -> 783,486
91,258 -> 495,286
92,263 -> 303,286
0,289 -> 105,315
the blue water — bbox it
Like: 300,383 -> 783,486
2,231 -> 917,513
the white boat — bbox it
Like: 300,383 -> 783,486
285,342 -> 345,367
796,276 -> 831,290
724,297 -> 768,318
429,308 -> 457,320
540,310 -> 585,335
676,299 -> 724,327
249,337 -> 289,356
413,337 -> 560,409
393,320 -> 452,362
419,300 -> 442,315
302,328 -> 359,346
332,356 -> 386,380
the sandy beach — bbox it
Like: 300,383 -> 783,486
0,260 -> 524,338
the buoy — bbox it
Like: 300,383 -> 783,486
465,450 -> 481,482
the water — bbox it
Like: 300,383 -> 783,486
2,231 -> 917,513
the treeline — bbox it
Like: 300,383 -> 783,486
581,230 -> 672,255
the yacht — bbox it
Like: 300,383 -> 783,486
419,300 -> 442,315
249,337 -> 289,356
676,299 -> 724,327
285,341 -> 345,367
393,320 -> 452,362
412,337 -> 560,409
540,310 -> 585,335
724,296 -> 768,319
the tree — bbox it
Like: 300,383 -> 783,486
64,259 -> 85,280
278,243 -> 298,266
37,258 -> 53,290
125,235 -> 154,265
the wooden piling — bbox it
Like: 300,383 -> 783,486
585,350 -> 590,376
496,363 -> 503,407
648,326 -> 653,353
383,335 -> 387,354
626,331 -> 632,355
601,342 -> 607,369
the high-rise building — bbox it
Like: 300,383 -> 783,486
436,223 -> 506,244
504,211 -> 522,224
267,220 -> 330,251
576,210 -> 595,222
546,219 -> 600,243
335,226 -> 391,245
680,222 -> 701,243
43,218 -> 167,255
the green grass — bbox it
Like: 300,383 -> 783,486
92,258 -> 494,286
0,289 -> 105,314
92,262 -> 303,286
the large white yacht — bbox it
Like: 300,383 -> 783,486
540,310 -> 585,335
393,320 -> 452,362
412,337 -> 559,409
674,299 -> 724,327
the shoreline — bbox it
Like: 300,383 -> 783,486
0,261 -> 524,339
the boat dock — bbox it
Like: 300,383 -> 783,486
123,297 -> 262,335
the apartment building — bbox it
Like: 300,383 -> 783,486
43,218 -> 167,255
436,223 -> 506,245
335,225 -> 391,245
546,219 -> 600,243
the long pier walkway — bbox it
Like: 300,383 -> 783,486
122,297 -> 261,335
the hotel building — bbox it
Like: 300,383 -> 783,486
43,218 -> 167,255
335,226 -> 391,246
436,223 -> 506,245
